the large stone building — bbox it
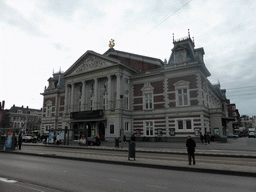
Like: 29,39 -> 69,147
41,34 -> 230,141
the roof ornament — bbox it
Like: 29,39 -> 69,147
172,33 -> 174,43
188,29 -> 190,38
109,39 -> 115,48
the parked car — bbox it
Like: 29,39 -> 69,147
227,133 -> 239,138
248,132 -> 256,138
78,136 -> 101,146
22,135 -> 34,143
88,137 -> 101,146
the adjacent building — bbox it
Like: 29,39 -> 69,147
41,34 -> 233,141
2,105 -> 42,134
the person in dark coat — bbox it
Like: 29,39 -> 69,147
18,133 -> 22,150
131,134 -> 135,142
200,133 -> 204,144
123,135 -> 127,144
186,136 -> 196,165
204,134 -> 208,144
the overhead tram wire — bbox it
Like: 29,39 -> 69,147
148,0 -> 192,33
226,85 -> 256,90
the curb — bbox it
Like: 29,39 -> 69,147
2,151 -> 256,178
26,144 -> 256,159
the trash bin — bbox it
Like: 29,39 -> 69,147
115,138 -> 119,148
128,141 -> 136,160
220,136 -> 227,143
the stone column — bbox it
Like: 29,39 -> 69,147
64,84 -> 69,114
107,75 -> 112,110
71,83 -> 74,112
116,74 -> 121,109
94,78 -> 98,110
81,81 -> 86,111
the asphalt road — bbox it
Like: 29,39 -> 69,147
0,153 -> 256,192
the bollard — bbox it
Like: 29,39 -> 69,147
115,138 -> 119,148
128,141 -> 136,160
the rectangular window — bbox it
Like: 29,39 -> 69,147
145,121 -> 154,136
90,99 -> 93,110
177,120 -> 192,130
178,120 -> 183,129
125,122 -> 129,131
145,93 -> 153,109
178,88 -> 188,106
186,120 -> 191,129
110,125 -> 114,134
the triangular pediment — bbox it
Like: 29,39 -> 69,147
63,51 -> 119,77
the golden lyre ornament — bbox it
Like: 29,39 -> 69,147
109,39 -> 115,48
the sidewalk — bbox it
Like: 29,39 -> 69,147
3,141 -> 256,178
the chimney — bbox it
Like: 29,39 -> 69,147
0,102 -> 1,110
2,101 -> 4,109
22,105 -> 24,108
27,106 -> 29,109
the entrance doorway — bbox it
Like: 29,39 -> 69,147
98,122 -> 105,140
85,123 -> 92,137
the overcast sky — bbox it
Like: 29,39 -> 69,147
1,0 -> 256,116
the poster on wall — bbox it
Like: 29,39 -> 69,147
48,132 -> 54,144
214,128 -> 220,135
194,128 -> 201,136
169,128 -> 175,136
6,131 -> 13,148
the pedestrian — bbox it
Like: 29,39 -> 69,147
57,133 -> 61,145
186,136 -> 196,165
207,133 -> 210,144
131,134 -> 135,142
204,133 -> 208,144
200,133 -> 204,144
123,135 -> 127,144
18,133 -> 22,150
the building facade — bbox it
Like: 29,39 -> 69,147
41,35 -> 231,141
2,105 -> 42,133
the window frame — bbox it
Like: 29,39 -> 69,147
144,121 -> 154,136
141,82 -> 154,110
174,80 -> 190,107
176,119 -> 193,131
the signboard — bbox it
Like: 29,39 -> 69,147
6,131 -> 13,148
48,132 -> 54,144
169,128 -> 175,136
194,128 -> 201,136
70,110 -> 103,120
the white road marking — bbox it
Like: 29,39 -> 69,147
145,184 -> 168,189
0,177 -> 17,183
109,179 -> 126,183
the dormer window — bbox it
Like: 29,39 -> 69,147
174,80 -> 190,107
46,100 -> 52,117
141,82 -> 154,110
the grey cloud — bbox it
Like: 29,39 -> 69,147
40,0 -> 82,17
52,42 -> 69,51
0,1 -> 46,37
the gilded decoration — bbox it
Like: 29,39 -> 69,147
72,56 -> 107,75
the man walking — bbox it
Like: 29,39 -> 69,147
186,136 -> 196,165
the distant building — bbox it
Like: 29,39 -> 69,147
41,33 -> 233,141
3,105 -> 42,133
0,101 -> 6,128
226,102 -> 240,134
